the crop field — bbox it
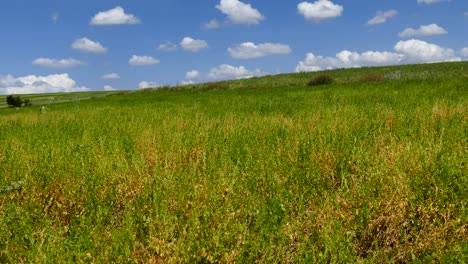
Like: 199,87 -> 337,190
0,62 -> 467,262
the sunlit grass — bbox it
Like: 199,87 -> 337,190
0,62 -> 467,262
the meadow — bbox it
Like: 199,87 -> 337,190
0,62 -> 467,263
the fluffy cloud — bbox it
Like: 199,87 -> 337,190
72,38 -> 108,54
32,58 -> 84,68
204,19 -> 221,29
216,0 -> 265,25
180,37 -> 208,52
461,48 -> 468,57
417,0 -> 449,4
158,42 -> 178,52
367,10 -> 398,25
129,55 -> 160,66
298,0 -> 343,22
182,64 -> 267,83
103,85 -> 117,91
394,39 -> 459,63
90,6 -> 140,25
138,81 -> 158,89
399,24 -> 447,38
101,73 -> 120,80
296,51 -> 402,72
228,42 -> 292,59
296,39 -> 460,72
206,64 -> 266,80
185,70 -> 202,80
0,74 -> 90,95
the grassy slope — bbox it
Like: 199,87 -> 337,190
0,62 -> 467,263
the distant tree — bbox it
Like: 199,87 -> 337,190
6,95 -> 31,108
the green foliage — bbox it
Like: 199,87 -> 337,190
307,74 -> 334,86
6,95 -> 23,107
6,95 -> 32,108
0,61 -> 467,263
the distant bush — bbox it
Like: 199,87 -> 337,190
358,73 -> 385,83
6,95 -> 32,108
307,74 -> 334,86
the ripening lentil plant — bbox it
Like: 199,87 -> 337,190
0,62 -> 467,263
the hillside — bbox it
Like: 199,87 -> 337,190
0,62 -> 467,263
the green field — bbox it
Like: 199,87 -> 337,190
0,62 -> 467,263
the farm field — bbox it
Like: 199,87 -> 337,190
0,62 -> 467,262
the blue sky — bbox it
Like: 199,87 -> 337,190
0,0 -> 467,94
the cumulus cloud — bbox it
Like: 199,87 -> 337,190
296,39 -> 460,72
216,0 -> 265,25
103,85 -> 117,91
461,48 -> 468,57
180,37 -> 208,52
90,6 -> 140,25
72,38 -> 108,54
228,42 -> 292,59
182,64 -> 267,83
417,0 -> 449,4
298,0 -> 343,22
394,39 -> 459,63
0,74 -> 90,95
206,64 -> 266,80
101,73 -> 120,80
399,24 -> 447,38
32,58 -> 84,68
138,81 -> 158,89
158,42 -> 178,52
204,19 -> 221,29
185,70 -> 202,80
129,55 -> 160,66
296,51 -> 402,72
367,10 -> 398,25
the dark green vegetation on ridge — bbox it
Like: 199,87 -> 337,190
0,62 -> 467,263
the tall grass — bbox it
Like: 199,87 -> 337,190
0,62 -> 467,262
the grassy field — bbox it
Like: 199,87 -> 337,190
0,62 -> 467,263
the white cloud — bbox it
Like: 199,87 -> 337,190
216,0 -> 265,25
206,64 -> 267,80
296,51 -> 402,72
138,81 -> 158,89
461,48 -> 468,57
179,80 -> 195,86
180,37 -> 208,52
417,0 -> 449,4
296,39 -> 460,72
158,42 -> 178,52
399,24 -> 447,38
129,55 -> 160,66
464,11 -> 468,16
183,64 -> 266,82
101,73 -> 120,80
32,58 -> 84,68
298,0 -> 343,22
394,39 -> 459,63
204,19 -> 221,29
0,74 -> 90,95
90,6 -> 140,25
103,85 -> 117,91
228,42 -> 292,59
72,37 -> 108,54
185,70 -> 202,80
367,10 -> 398,25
